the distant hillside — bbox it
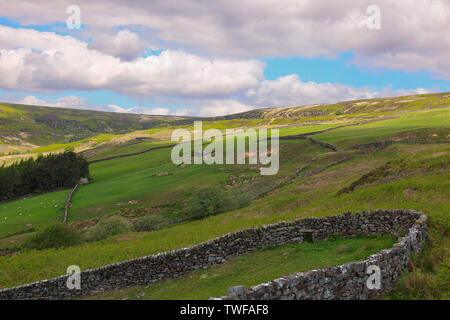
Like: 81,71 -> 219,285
211,92 -> 450,120
1,92 -> 449,154
0,103 -> 195,152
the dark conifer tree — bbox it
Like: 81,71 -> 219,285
0,151 -> 90,201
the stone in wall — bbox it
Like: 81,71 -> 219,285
0,209 -> 427,300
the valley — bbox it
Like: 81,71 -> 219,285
0,92 -> 448,300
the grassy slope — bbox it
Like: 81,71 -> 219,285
254,92 -> 450,119
0,189 -> 69,238
1,91 -> 447,154
0,102 -> 191,151
314,108 -> 450,148
85,140 -> 170,161
70,152 -> 228,222
85,235 -> 397,300
0,124 -> 334,236
0,140 -> 447,299
0,94 -> 448,299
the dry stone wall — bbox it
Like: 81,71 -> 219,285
216,211 -> 427,300
0,209 -> 427,300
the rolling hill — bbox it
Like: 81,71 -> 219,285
0,92 -> 448,300
213,92 -> 450,120
1,92 -> 449,156
0,102 -> 194,155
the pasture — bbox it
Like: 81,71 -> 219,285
0,102 -> 448,299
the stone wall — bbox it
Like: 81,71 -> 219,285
0,209 -> 427,300
215,210 -> 428,300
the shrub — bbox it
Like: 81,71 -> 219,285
187,187 -> 236,220
235,193 -> 253,209
84,216 -> 132,241
335,109 -> 344,115
134,215 -> 167,232
22,224 -> 82,250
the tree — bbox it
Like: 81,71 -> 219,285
0,151 -> 90,201
187,187 -> 236,219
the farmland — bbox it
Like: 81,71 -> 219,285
0,92 -> 448,299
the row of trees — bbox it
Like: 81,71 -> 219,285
0,151 -> 90,201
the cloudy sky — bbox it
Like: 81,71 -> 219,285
0,0 -> 449,116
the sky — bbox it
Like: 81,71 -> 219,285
0,0 -> 449,117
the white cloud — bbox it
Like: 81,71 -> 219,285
1,0 -> 449,78
195,100 -> 254,117
15,95 -> 88,109
2,79 -> 432,118
2,95 -> 171,115
244,74 -> 431,108
87,29 -> 146,61
172,108 -> 196,117
0,1 -> 444,117
0,25 -> 264,98
108,105 -> 170,115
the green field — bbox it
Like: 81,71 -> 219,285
0,93 -> 448,299
0,125 -> 338,235
315,108 -> 450,148
0,142 -> 447,297
0,190 -> 69,238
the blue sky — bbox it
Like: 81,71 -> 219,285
263,54 -> 449,91
0,1 -> 449,116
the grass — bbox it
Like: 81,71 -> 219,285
0,102 -> 192,148
30,134 -> 120,153
314,108 -> 450,148
258,92 -> 450,119
69,137 -> 325,221
277,123 -> 353,136
0,189 -> 69,238
0,94 -> 448,299
0,231 -> 35,249
84,235 -> 397,300
70,157 -> 228,221
384,241 -> 449,300
0,138 -> 320,235
85,121 -> 347,161
86,140 -> 170,161
0,144 -> 446,291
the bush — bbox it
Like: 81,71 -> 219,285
335,109 -> 344,115
134,215 -> 167,232
187,187 -> 236,220
235,193 -> 253,209
84,216 -> 132,241
22,224 -> 82,250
